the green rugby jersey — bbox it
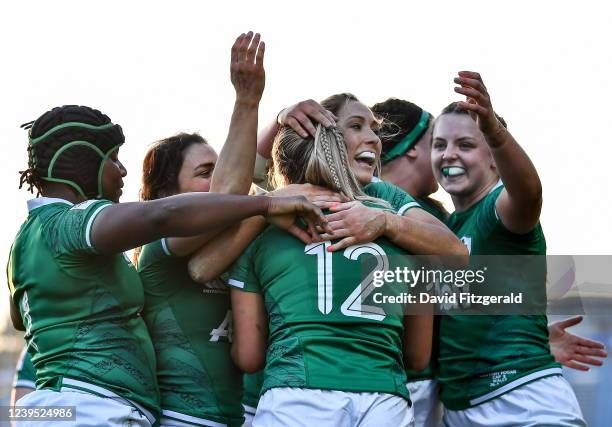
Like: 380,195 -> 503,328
138,239 -> 243,427
416,197 -> 447,222
363,180 -> 421,215
228,183 -> 422,402
7,198 -> 159,421
13,347 -> 36,390
438,184 -> 559,410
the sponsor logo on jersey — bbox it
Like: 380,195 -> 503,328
71,200 -> 99,210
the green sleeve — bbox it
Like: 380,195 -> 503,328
137,239 -> 180,298
227,240 -> 261,293
364,181 -> 421,215
475,186 -> 504,236
42,199 -> 113,256
137,239 -> 173,270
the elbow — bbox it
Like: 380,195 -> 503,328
188,258 -> 214,284
440,237 -> 469,269
405,353 -> 431,372
231,345 -> 265,373
452,243 -> 470,268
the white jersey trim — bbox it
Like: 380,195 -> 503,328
227,278 -> 245,289
397,202 -> 420,216
27,197 -> 72,212
489,179 -> 503,221
243,404 -> 257,415
161,238 -> 172,256
161,409 -> 227,427
61,377 -> 156,424
16,347 -> 28,370
85,203 -> 112,248
13,379 -> 36,389
469,367 -> 563,406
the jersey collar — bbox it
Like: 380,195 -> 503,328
488,179 -> 503,193
27,197 -> 73,212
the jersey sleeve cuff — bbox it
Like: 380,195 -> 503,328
227,278 -> 245,289
85,202 -> 113,250
397,201 -> 421,216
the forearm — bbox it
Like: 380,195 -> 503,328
488,127 -> 542,205
211,99 -> 260,195
188,216 -> 267,283
403,314 -> 433,371
166,228 -> 226,258
384,211 -> 467,258
92,193 -> 269,255
257,119 -> 279,159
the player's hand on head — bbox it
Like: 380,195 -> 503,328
549,315 -> 608,371
319,201 -> 387,251
230,31 -> 265,103
453,71 -> 504,142
264,195 -> 332,243
278,99 -> 338,138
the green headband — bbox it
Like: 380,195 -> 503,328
381,110 -> 430,165
30,121 -> 121,199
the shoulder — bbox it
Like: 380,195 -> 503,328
364,180 -> 420,214
137,239 -> 172,270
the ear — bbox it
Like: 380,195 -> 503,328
489,152 -> 498,172
405,147 -> 418,160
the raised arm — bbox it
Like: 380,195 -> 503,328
165,32 -> 266,257
211,31 -> 265,195
453,71 -> 542,234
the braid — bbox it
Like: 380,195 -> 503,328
332,127 -> 351,180
318,127 -> 342,191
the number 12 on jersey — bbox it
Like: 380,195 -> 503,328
304,241 -> 389,321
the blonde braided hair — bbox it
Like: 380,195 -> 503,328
270,125 -> 389,208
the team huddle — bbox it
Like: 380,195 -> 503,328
7,32 -> 607,427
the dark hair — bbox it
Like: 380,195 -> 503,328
20,105 -> 124,198
439,102 -> 507,129
140,133 -> 209,201
371,98 -> 433,160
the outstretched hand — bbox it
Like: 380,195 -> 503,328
453,71 -> 505,145
231,31 -> 265,103
264,195 -> 332,244
549,315 -> 607,371
278,99 -> 337,138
